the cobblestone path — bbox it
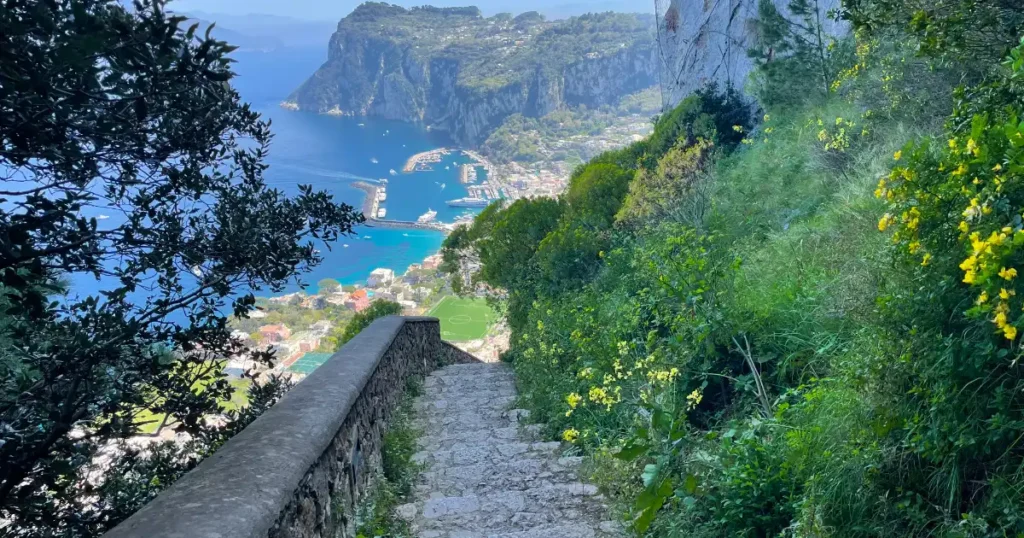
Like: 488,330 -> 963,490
396,362 -> 622,538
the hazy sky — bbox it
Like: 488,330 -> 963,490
168,0 -> 646,22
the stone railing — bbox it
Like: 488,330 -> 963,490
104,316 -> 478,538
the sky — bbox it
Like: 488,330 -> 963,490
168,0 -> 647,22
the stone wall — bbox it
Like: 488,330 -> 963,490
103,316 -> 478,538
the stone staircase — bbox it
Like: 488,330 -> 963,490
397,362 -> 622,538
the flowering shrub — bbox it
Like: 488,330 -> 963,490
877,39 -> 1024,342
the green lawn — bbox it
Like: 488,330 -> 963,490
427,296 -> 497,341
135,378 -> 251,435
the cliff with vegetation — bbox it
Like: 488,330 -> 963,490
287,3 -> 657,145
442,0 -> 1024,535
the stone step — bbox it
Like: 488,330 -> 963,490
412,441 -> 566,468
417,457 -> 585,494
400,485 -> 606,535
399,362 -> 621,537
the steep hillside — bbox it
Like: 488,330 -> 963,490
286,3 -> 657,145
440,1 -> 1024,535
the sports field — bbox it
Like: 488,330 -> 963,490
288,352 -> 333,375
428,296 -> 498,341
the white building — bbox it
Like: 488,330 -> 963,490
367,268 -> 395,287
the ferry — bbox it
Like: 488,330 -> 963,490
446,197 -> 490,208
417,209 -> 438,224
377,207 -> 387,219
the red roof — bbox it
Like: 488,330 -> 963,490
350,289 -> 368,300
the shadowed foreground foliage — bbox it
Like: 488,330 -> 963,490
0,0 -> 361,534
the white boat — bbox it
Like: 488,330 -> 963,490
403,233 -> 409,237
417,209 -> 438,224
445,166 -> 450,170
358,123 -> 365,127
343,244 -> 350,248
377,207 -> 387,219
363,235 -> 371,239
439,183 -> 446,190
97,214 -> 110,220
446,197 -> 490,208
371,158 -> 378,164
389,169 -> 397,176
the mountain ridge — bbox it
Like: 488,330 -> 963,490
286,3 -> 658,145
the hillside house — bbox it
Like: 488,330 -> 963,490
259,324 -> 291,343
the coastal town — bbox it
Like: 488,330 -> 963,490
229,95 -> 660,398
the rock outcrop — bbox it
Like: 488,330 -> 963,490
287,4 -> 658,145
655,0 -> 846,108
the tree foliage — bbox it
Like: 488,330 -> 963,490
326,300 -> 403,351
0,0 -> 362,534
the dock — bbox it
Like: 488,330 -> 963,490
403,148 -> 451,173
352,180 -> 446,232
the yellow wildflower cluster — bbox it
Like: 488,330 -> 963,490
686,389 -> 703,410
878,113 -> 1024,342
817,117 -> 858,153
833,38 -> 872,93
588,385 -> 621,410
562,428 -> 579,443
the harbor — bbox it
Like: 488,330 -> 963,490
351,180 -> 447,231
403,148 -> 451,173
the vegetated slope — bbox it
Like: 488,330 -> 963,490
287,3 -> 657,145
441,1 -> 1024,535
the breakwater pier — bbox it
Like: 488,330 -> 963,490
351,180 -> 446,232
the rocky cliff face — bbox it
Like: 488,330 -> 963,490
287,4 -> 657,146
656,0 -> 846,108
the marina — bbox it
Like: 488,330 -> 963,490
403,148 -> 451,172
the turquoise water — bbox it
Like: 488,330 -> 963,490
234,48 -> 478,293
70,47 -> 472,298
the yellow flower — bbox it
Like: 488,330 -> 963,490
949,138 -> 958,150
966,138 -> 979,156
764,114 -> 771,122
566,392 -> 582,409
878,214 -> 893,232
993,163 -> 1003,171
964,270 -> 977,284
1005,325 -> 1018,340
562,428 -> 580,443
686,389 -> 703,410
999,267 -> 1018,281
1000,288 -> 1015,300
894,150 -> 903,161
921,253 -> 932,266
959,221 -> 970,233
978,291 -> 989,304
995,311 -> 1008,328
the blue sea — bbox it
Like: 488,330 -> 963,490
233,48 -> 482,294
71,46 -> 475,299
